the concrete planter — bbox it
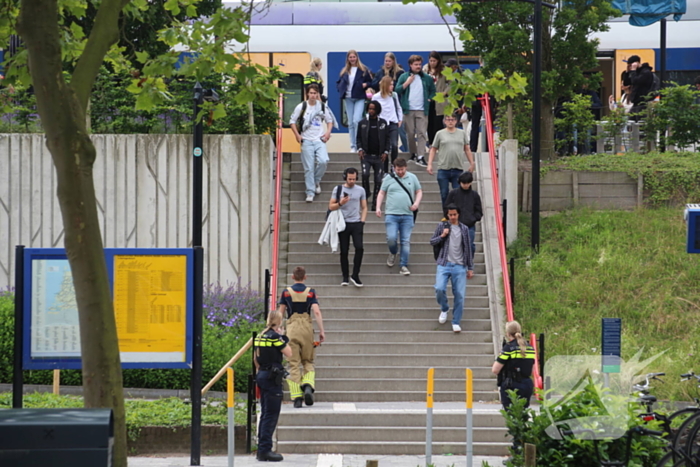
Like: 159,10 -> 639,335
128,425 -> 246,455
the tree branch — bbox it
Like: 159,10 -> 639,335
71,0 -> 131,112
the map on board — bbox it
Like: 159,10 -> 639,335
31,259 -> 81,357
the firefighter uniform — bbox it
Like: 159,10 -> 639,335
254,329 -> 288,460
278,284 -> 319,403
496,339 -> 536,410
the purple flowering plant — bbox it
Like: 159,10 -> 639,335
203,280 -> 265,328
0,286 -> 14,299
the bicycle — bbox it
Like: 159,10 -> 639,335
561,425 -> 664,467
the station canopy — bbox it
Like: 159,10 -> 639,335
611,0 -> 687,26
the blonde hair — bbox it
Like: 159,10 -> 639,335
310,57 -> 323,81
264,309 -> 283,333
379,75 -> 393,98
340,49 -> 368,76
505,321 -> 528,357
383,52 -> 402,77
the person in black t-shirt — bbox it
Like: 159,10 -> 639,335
357,101 -> 391,210
254,309 -> 292,462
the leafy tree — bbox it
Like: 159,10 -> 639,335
1,1 -> 282,465
453,0 -> 620,160
554,94 -> 597,155
642,84 -> 700,150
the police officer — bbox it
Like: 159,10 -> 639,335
492,320 -> 536,410
254,309 -> 292,462
277,266 -> 326,408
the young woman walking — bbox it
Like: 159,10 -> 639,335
336,50 -> 372,152
423,51 -> 448,147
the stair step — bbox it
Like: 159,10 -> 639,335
289,224 -> 483,237
322,330 -> 492,343
288,252 -> 486,264
314,354 -> 495,367
314,378 -> 496,392
275,440 -> 509,456
288,241 -> 481,255
278,426 -> 507,443
313,366 -> 496,379
310,390 -> 498,403
308,273 -> 487,286
320,318 -> 493,331
282,263 -> 487,275
316,342 -> 493,355
318,296 -> 490,308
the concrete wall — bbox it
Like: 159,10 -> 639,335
519,170 -> 643,212
0,134 -> 273,291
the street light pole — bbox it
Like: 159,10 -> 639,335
192,81 -> 204,248
531,0 -> 542,252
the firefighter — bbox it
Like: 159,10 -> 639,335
254,309 -> 292,462
277,266 -> 326,408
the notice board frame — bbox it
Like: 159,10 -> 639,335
22,247 -> 194,370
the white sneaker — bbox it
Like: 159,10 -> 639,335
315,184 -> 321,194
386,254 -> 396,267
305,195 -> 314,203
399,266 -> 411,276
452,324 -> 461,333
438,312 -> 448,324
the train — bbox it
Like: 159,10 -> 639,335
238,0 -> 700,152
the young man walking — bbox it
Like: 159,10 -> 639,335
430,205 -> 474,333
290,84 -> 333,202
328,167 -> 367,287
356,100 -> 391,211
427,113 -> 475,207
375,158 -> 422,276
396,55 -> 436,168
277,266 -> 326,408
444,171 -> 482,261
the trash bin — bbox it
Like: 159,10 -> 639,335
0,408 -> 113,466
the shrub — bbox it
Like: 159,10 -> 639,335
204,281 -> 265,328
642,83 -> 700,150
554,94 -> 597,156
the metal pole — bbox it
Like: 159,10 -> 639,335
190,246 -> 204,465
227,367 -> 235,467
264,269 -> 270,322
466,368 -> 473,467
509,257 -> 515,305
539,333 -> 545,381
193,82 -> 204,248
531,0 -> 543,252
502,199 -> 508,241
425,368 -> 434,467
660,18 -> 667,89
12,245 -> 24,409
246,373 -> 254,454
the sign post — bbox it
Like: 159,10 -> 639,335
601,318 -> 622,387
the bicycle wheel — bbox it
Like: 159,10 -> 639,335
655,451 -> 687,467
672,411 -> 700,456
685,417 -> 700,466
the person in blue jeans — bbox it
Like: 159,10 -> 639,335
336,50 -> 372,152
375,157 -> 422,276
427,113 -> 475,207
430,204 -> 474,333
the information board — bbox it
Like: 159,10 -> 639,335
23,248 -> 194,370
601,318 -> 622,374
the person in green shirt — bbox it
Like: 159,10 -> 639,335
427,113 -> 475,207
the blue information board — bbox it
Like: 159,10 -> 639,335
23,248 -> 194,370
601,318 -> 622,374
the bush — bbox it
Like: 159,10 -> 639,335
0,282 -> 265,393
554,94 -> 597,156
642,83 -> 700,150
503,383 -> 666,466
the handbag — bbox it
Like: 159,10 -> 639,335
389,173 -> 418,221
326,185 -> 343,220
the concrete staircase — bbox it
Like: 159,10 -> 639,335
275,152 -> 508,456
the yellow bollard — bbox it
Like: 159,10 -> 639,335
227,367 -> 235,467
465,368 -> 473,467
425,368 -> 435,467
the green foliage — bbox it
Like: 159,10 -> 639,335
496,99 -> 532,148
503,384 -> 666,466
554,94 -> 597,155
642,84 -> 700,149
0,392 -> 245,440
549,152 -> 700,204
602,105 -> 629,142
510,208 -> 700,401
0,84 -> 42,133
0,292 -> 261,393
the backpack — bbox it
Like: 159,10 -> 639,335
432,221 -> 449,260
649,73 -> 661,98
296,100 -> 326,132
325,185 -> 343,220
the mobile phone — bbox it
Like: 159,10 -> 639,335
343,192 -> 349,198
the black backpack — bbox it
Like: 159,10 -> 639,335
296,100 -> 326,132
432,221 -> 449,260
649,73 -> 661,98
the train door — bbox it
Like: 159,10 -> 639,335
614,49 -> 656,100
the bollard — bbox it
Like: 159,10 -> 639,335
465,368 -> 473,467
227,367 -> 235,467
425,368 -> 434,467
524,443 -> 536,466
366,461 -> 378,467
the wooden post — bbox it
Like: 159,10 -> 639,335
524,443 -> 536,466
522,171 -> 530,213
507,102 -> 514,140
572,172 -> 579,207
637,174 -> 644,208
596,124 -> 605,154
53,369 -> 60,395
366,460 -> 378,467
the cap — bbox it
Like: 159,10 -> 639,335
445,58 -> 459,67
625,55 -> 641,64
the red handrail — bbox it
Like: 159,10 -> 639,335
270,94 -> 284,312
481,94 -> 543,391
480,94 -> 514,323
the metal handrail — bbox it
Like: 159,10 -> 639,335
480,94 -> 514,322
270,93 -> 284,312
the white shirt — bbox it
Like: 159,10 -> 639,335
346,67 -> 358,98
289,101 -> 332,142
372,92 -> 402,124
408,75 -> 424,111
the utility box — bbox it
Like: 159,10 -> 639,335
685,204 -> 700,253
0,408 -> 113,466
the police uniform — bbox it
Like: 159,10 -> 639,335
496,339 -> 536,410
278,283 -> 319,403
254,329 -> 288,460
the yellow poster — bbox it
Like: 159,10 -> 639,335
113,255 -> 187,358
614,49 -> 656,100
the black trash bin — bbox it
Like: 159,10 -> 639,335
0,408 -> 113,466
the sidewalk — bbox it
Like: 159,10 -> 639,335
128,454 -> 507,467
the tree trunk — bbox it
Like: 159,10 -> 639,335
18,2 -> 127,466
541,98 -> 556,160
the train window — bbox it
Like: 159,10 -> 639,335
280,73 -> 304,128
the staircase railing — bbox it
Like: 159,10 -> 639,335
480,94 -> 543,390
270,93 -> 284,313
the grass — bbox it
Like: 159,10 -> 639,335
0,392 -> 247,441
509,207 -> 700,402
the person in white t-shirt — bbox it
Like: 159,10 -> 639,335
290,85 -> 333,202
336,50 -> 372,152
371,75 -> 402,171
